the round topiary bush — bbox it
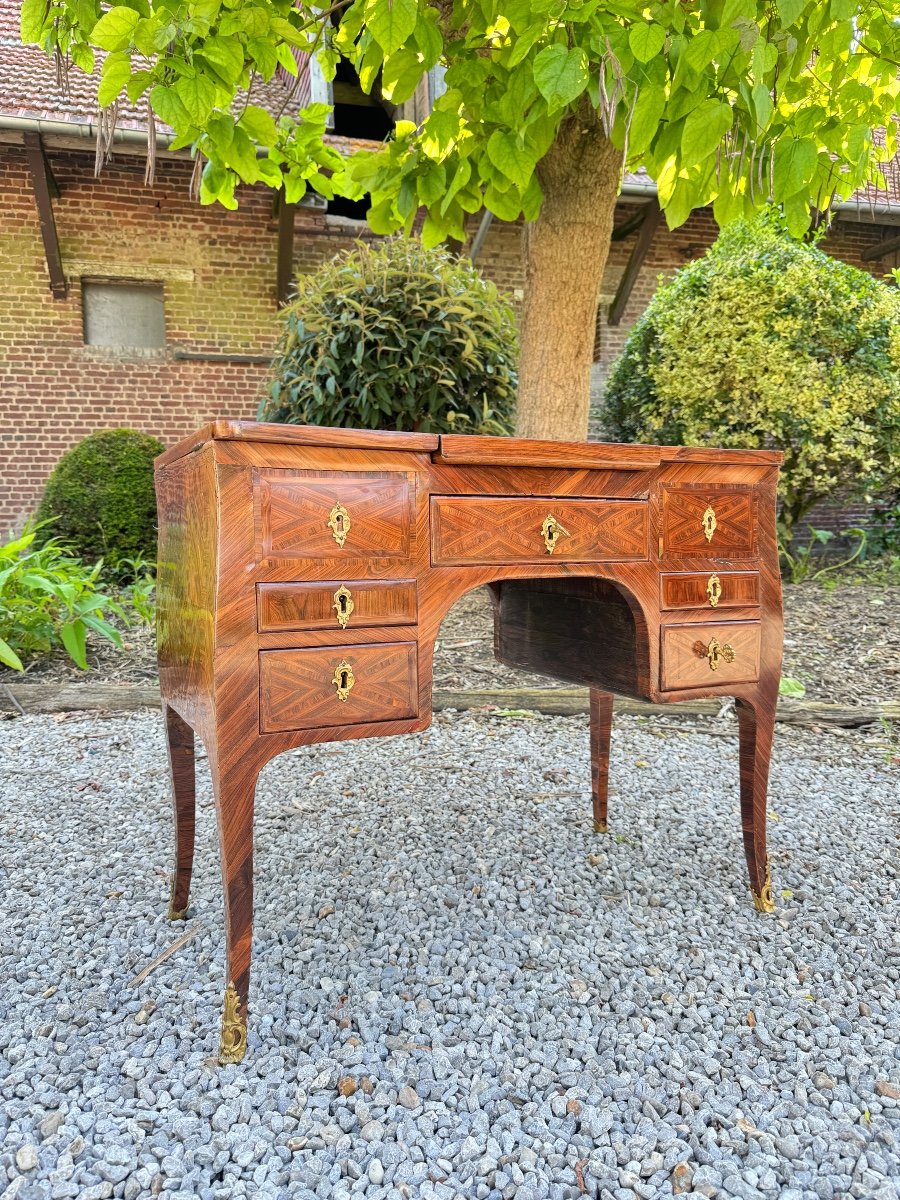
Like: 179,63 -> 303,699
36,428 -> 165,569
603,214 -> 900,546
259,237 -> 518,435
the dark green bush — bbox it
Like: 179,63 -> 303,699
259,237 -> 518,435
603,215 -> 900,548
36,429 -> 165,570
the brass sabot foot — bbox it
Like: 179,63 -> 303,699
751,858 -> 776,914
218,981 -> 247,1064
167,877 -> 188,921
593,820 -> 609,834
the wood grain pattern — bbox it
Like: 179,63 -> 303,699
257,579 -> 417,633
431,497 -> 648,564
154,421 -> 784,1061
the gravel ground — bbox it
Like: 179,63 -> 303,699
1,709 -> 898,1200
6,577 -> 900,706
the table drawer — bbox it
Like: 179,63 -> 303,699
256,470 -> 414,560
661,571 -> 759,611
661,621 -> 760,690
431,497 -> 648,565
257,579 -> 416,633
259,643 -> 418,733
661,486 -> 756,557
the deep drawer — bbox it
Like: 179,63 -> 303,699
430,496 -> 648,565
661,486 -> 757,557
259,643 -> 418,732
255,470 -> 415,560
257,579 -> 417,633
661,621 -> 761,690
660,571 -> 759,611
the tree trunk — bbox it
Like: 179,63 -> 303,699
516,115 -> 624,441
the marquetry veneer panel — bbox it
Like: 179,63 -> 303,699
662,486 -> 757,557
430,497 -> 648,565
259,642 -> 418,732
255,470 -> 415,560
661,621 -> 761,690
660,571 -> 760,611
257,579 -> 417,633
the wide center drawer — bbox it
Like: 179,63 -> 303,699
259,643 -> 418,733
430,497 -> 648,565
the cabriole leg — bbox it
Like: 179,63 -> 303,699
210,751 -> 259,1064
163,703 -> 196,921
735,691 -> 777,914
589,689 -> 614,834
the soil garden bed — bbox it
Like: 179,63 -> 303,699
2,576 -> 899,708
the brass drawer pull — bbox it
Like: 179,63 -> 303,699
332,659 -> 355,701
706,574 -> 722,608
332,584 -> 354,628
328,502 -> 351,548
694,635 -> 735,671
702,505 -> 717,542
540,513 -> 570,554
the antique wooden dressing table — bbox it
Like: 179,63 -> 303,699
155,421 -> 783,1063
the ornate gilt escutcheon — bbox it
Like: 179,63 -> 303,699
219,981 -> 247,1064
706,573 -> 722,608
702,504 -> 717,543
540,514 -> 571,555
332,659 -> 355,702
751,857 -> 776,914
328,502 -> 351,548
694,635 -> 735,671
332,584 -> 354,629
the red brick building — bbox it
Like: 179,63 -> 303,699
2,0 -> 899,532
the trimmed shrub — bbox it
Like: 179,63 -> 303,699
259,237 -> 518,435
36,429 -> 165,570
603,215 -> 900,547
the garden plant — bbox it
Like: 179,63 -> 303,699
260,237 -> 517,435
22,1 -> 900,440
603,216 -> 900,551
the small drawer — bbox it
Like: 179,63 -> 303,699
661,621 -> 760,690
431,496 -> 648,565
661,486 -> 756,557
257,579 -> 417,633
259,643 -> 418,733
660,571 -> 759,611
255,470 -> 415,560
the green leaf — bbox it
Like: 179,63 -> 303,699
239,104 -> 277,146
776,0 -> 805,25
627,84 -> 666,156
779,676 -> 806,698
380,46 -> 424,103
0,636 -> 23,672
91,5 -> 139,51
680,99 -> 732,168
628,23 -> 665,65
751,82 -> 773,129
20,0 -> 49,43
486,130 -> 534,191
60,620 -> 88,670
773,137 -> 817,199
98,52 -> 131,106
533,45 -> 589,112
175,73 -> 218,124
149,84 -> 192,129
198,35 -> 244,83
248,37 -> 278,80
366,0 -> 418,56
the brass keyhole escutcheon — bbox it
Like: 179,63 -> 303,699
702,504 -> 717,543
328,502 -> 351,548
706,574 -> 722,608
694,635 -> 735,671
541,514 -> 570,555
332,585 -> 354,629
332,659 -> 355,702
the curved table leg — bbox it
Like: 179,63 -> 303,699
736,688 -> 778,914
589,689 -> 614,834
164,704 -> 196,921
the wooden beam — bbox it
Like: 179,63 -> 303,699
276,190 -> 297,307
861,232 -> 900,261
23,132 -> 66,299
611,205 -> 651,241
607,199 -> 662,326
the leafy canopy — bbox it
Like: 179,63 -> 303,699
603,215 -> 900,546
260,236 -> 518,434
22,1 -> 900,236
